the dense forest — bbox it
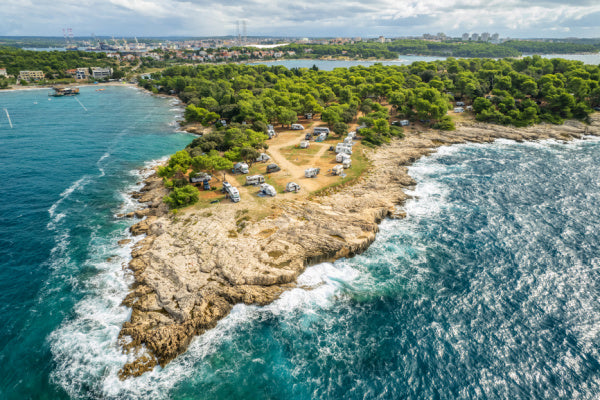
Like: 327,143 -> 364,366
277,40 -> 600,59
0,47 -> 118,78
502,40 -> 600,54
140,56 -> 600,206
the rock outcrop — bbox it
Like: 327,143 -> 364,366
118,115 -> 600,378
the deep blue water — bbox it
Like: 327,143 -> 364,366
3,86 -> 600,399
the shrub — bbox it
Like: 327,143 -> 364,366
163,185 -> 199,209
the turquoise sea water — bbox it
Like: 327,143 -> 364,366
0,86 -> 193,398
3,86 -> 600,399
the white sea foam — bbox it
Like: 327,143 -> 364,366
49,234 -> 361,399
47,176 -> 91,230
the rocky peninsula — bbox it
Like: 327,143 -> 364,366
118,114 -> 600,378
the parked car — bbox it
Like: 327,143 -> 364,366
266,164 -> 281,173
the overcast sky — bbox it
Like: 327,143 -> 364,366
1,0 -> 599,38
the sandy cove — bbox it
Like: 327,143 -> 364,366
118,114 -> 600,378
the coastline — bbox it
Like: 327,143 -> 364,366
3,81 -> 138,92
118,113 -> 600,378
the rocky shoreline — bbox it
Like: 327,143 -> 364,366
118,114 -> 600,378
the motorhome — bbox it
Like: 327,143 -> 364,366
299,140 -> 310,149
291,123 -> 305,130
332,165 -> 344,176
305,168 -> 320,178
222,182 -> 240,203
343,158 -> 352,168
336,152 -> 351,163
315,132 -> 327,142
335,143 -> 353,155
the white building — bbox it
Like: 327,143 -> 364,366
91,67 -> 113,79
76,68 -> 89,80
0,68 -> 7,77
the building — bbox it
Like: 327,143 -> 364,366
378,36 -> 385,43
481,32 -> 490,42
91,67 -> 113,79
76,68 -> 89,80
471,33 -> 480,41
65,69 -> 77,77
462,33 -> 470,41
0,68 -> 7,77
18,70 -> 45,81
491,33 -> 500,42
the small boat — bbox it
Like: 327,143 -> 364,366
49,87 -> 80,97
96,89 -> 105,91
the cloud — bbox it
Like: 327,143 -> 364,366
0,0 -> 598,37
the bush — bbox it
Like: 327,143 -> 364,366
163,185 -> 199,208
432,116 -> 456,131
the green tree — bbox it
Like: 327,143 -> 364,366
163,185 -> 199,208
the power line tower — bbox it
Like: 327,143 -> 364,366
242,20 -> 247,45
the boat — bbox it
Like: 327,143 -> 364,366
95,88 -> 105,91
49,87 -> 80,97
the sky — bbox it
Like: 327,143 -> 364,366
1,0 -> 600,38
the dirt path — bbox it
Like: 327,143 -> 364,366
267,131 -> 325,192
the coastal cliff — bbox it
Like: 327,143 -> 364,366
118,115 -> 600,378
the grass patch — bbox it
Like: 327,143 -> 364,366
309,144 -> 371,198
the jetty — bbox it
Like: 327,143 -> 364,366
49,87 -> 80,97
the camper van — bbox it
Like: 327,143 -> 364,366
267,129 -> 276,139
256,153 -> 270,162
299,140 -> 310,149
336,152 -> 351,163
259,183 -> 277,197
332,165 -> 344,176
222,182 -> 240,203
291,123 -> 305,130
315,132 -> 327,142
285,182 -> 301,192
400,120 -> 410,126
305,168 -> 320,178
245,175 -> 265,186
343,158 -> 352,169
266,164 -> 281,173
233,162 -> 249,174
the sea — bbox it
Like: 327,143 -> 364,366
2,86 -> 600,399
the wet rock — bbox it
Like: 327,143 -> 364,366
117,115 -> 600,379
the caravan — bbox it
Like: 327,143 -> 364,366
315,132 -> 327,142
259,183 -> 277,197
245,175 -> 265,186
313,127 -> 330,135
233,162 -> 249,174
256,153 -> 270,162
335,143 -> 352,155
299,140 -> 310,149
291,123 -> 305,130
285,182 -> 301,192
